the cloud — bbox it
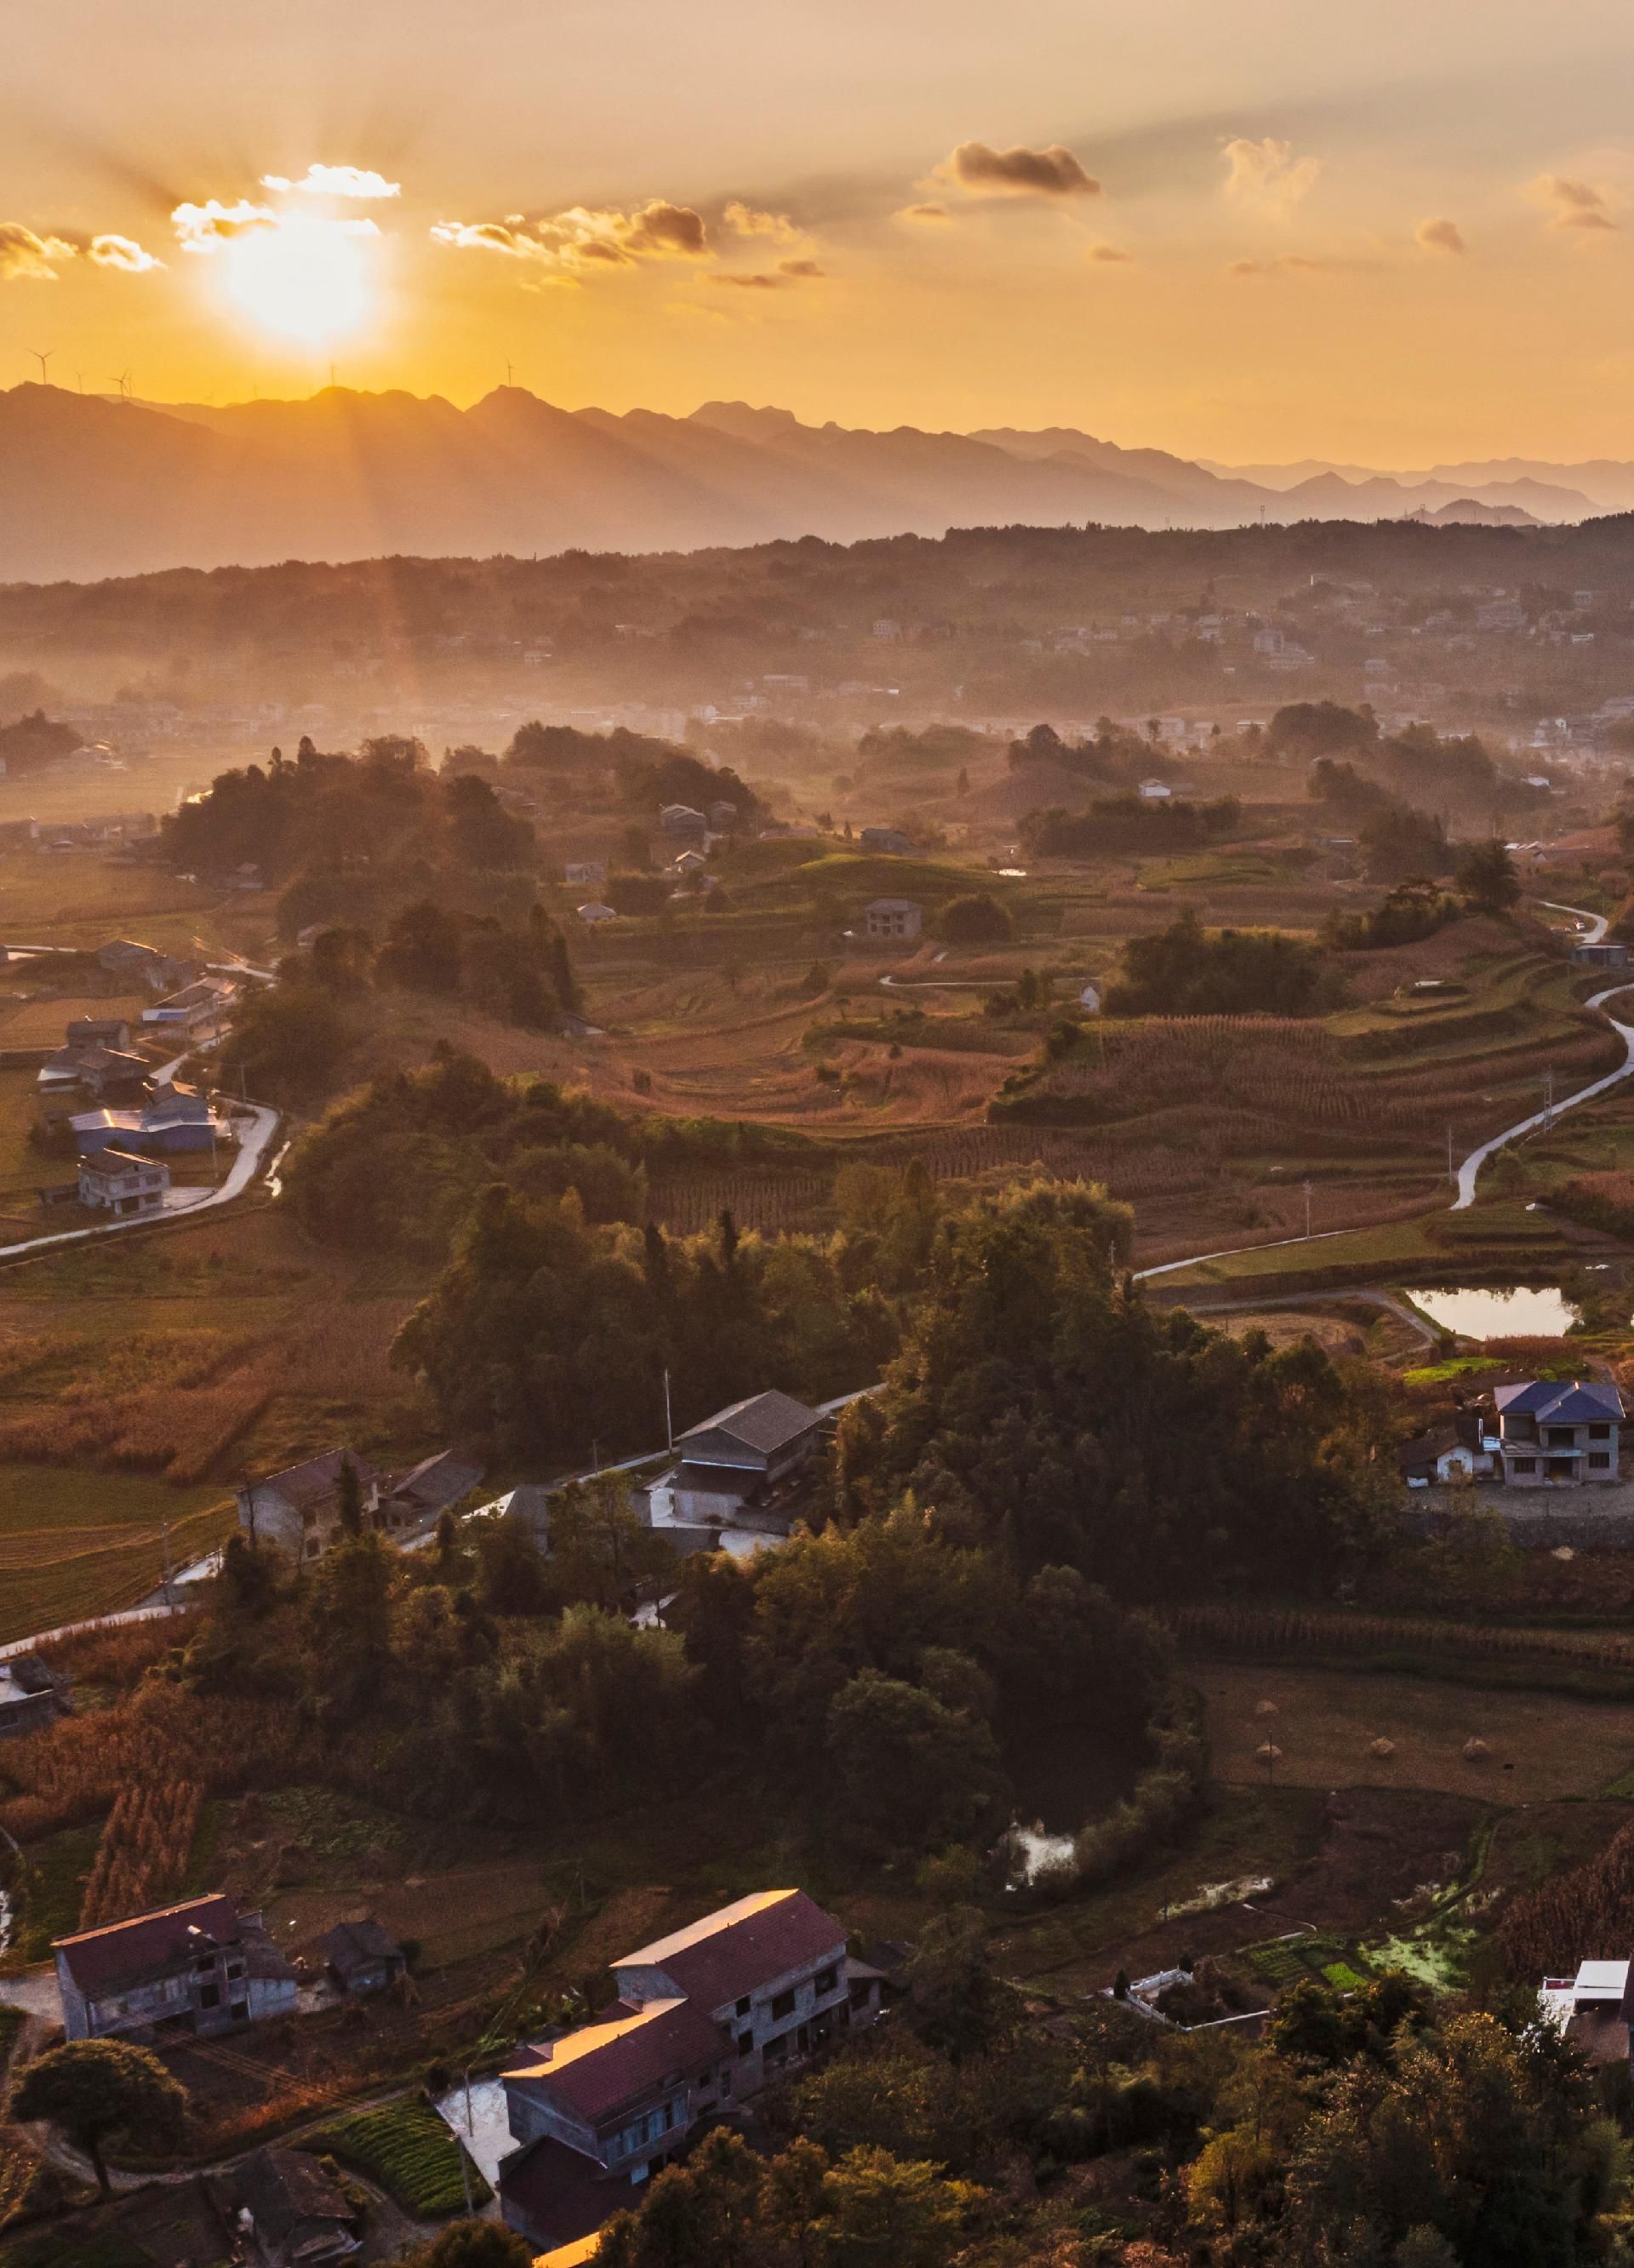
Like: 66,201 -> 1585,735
1222,136 -> 1321,217
711,259 -> 824,290
723,201 -> 800,243
1087,241 -> 1131,263
1415,216 -> 1465,255
896,202 -> 951,224
431,198 -> 709,276
88,233 -> 163,272
171,197 -> 280,252
261,163 -> 401,201
1529,173 -> 1615,231
935,140 -> 1099,198
0,222 -> 78,280
1229,252 -> 1377,277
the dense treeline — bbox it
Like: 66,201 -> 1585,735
1106,907 -> 1343,1016
503,720 -> 762,826
1020,790 -> 1241,859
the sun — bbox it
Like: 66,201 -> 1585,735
223,217 -> 375,346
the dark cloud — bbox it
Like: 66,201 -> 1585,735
432,198 -> 708,274
1087,242 -> 1131,263
778,257 -> 824,277
939,140 -> 1099,198
1530,174 -> 1615,231
625,200 -> 707,256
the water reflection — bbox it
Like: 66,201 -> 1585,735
1413,1285 -> 1580,1340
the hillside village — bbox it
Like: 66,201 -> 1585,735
12,609 -> 1634,2265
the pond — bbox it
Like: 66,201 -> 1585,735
1412,1285 -> 1581,1340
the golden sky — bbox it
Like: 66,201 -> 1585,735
8,0 -> 1634,464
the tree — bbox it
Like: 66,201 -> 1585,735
825,1666 -> 1001,1860
1456,837 -> 1522,915
12,2039 -> 186,2197
402,2224 -> 536,2268
597,2128 -> 763,2268
810,2145 -> 975,2268
335,1455 -> 364,1539
376,899 -> 466,994
904,1905 -> 1019,2063
939,892 -> 1014,945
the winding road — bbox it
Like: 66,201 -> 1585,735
1138,900 -> 1633,1276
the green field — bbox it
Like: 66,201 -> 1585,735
312,2100 -> 490,2218
0,1465 -> 232,1643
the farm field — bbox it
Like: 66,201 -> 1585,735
1196,1660 -> 1634,1803
0,1465 -> 229,1643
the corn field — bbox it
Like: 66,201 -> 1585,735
79,1776 -> 203,1928
1500,1820 -> 1634,1979
1168,1600 -> 1634,1675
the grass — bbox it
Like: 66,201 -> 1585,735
0,1467 -> 231,1645
3,1820 -> 103,1965
312,2099 -> 491,2218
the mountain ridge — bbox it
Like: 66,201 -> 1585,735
0,381 -> 1609,584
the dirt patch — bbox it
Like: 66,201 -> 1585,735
1208,1309 -> 1368,1357
1198,1660 -> 1634,1804
1477,1800 -> 1634,1918
266,1858 -> 555,1970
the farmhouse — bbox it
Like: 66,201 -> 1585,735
141,974 -> 238,1036
1487,1380 -> 1624,1487
649,1390 -> 826,1534
54,1893 -> 297,2042
564,860 -> 607,887
859,825 -> 914,854
499,1890 -> 879,2254
213,2146 -> 360,2267
65,1016 -> 131,1049
1396,1420 -> 1494,1488
97,939 -> 188,992
237,1450 -> 386,1561
77,1147 -> 169,1217
39,1043 -> 151,1103
0,1652 -> 70,1740
1540,1959 -> 1634,2067
1571,940 -> 1630,971
865,897 -> 923,941
318,1918 -> 407,1997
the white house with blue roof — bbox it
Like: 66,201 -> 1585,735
1490,1379 -> 1624,1488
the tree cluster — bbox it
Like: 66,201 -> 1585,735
1106,907 -> 1343,1017
1020,791 -> 1241,860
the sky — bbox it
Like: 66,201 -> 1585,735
8,0 -> 1634,464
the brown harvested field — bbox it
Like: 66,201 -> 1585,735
1207,1308 -> 1370,1357
1197,1661 -> 1634,1804
0,990 -> 151,1044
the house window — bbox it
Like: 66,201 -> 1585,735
770,1990 -> 796,2021
1511,1457 -> 1537,1475
198,1984 -> 220,2009
1591,1453 -> 1612,1470
814,1967 -> 837,1996
1591,1425 -> 1612,1441
1546,1427 -> 1575,1448
226,1962 -> 244,1980
734,1995 -> 751,2017
738,2031 -> 754,2058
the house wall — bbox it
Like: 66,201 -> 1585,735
504,2082 -> 601,2162
1500,1418 -> 1620,1486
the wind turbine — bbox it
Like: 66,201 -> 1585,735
108,368 -> 132,405
24,347 -> 55,386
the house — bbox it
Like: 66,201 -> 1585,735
499,1889 -> 879,2253
54,1893 -> 297,2042
381,1450 -> 485,1531
1487,1380 -> 1624,1487
214,2146 -> 361,2267
865,898 -> 923,942
576,902 -> 618,926
859,826 -> 913,855
1137,778 -> 1174,801
1540,1959 -> 1634,2068
467,1483 -> 553,1547
1079,982 -> 1102,1014
671,848 -> 708,876
650,1391 -> 826,1534
77,1147 -> 169,1217
1397,1422 -> 1493,1488
139,1081 -> 216,1152
141,975 -> 238,1035
564,860 -> 607,887
97,939 -> 189,992
1572,940 -> 1631,970
318,1919 -> 407,1997
659,803 -> 708,843
0,1652 -> 70,1739
237,1450 -> 386,1562
66,1016 -> 131,1050
707,800 -> 739,832
39,1043 -> 151,1103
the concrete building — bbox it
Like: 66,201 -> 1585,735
864,898 -> 923,941
499,1890 -> 880,2254
1488,1380 -> 1624,1487
77,1147 -> 169,1217
652,1391 -> 826,1532
54,1894 -> 297,2042
237,1451 -> 386,1562
0,1653 -> 70,1739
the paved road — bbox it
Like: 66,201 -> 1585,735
1452,975 -> 1634,1208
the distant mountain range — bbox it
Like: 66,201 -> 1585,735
1,381 -> 1626,583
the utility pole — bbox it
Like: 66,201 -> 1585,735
1303,1179 -> 1312,1239
663,1368 -> 673,1452
1544,1070 -> 1555,1133
161,1517 -> 173,1605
